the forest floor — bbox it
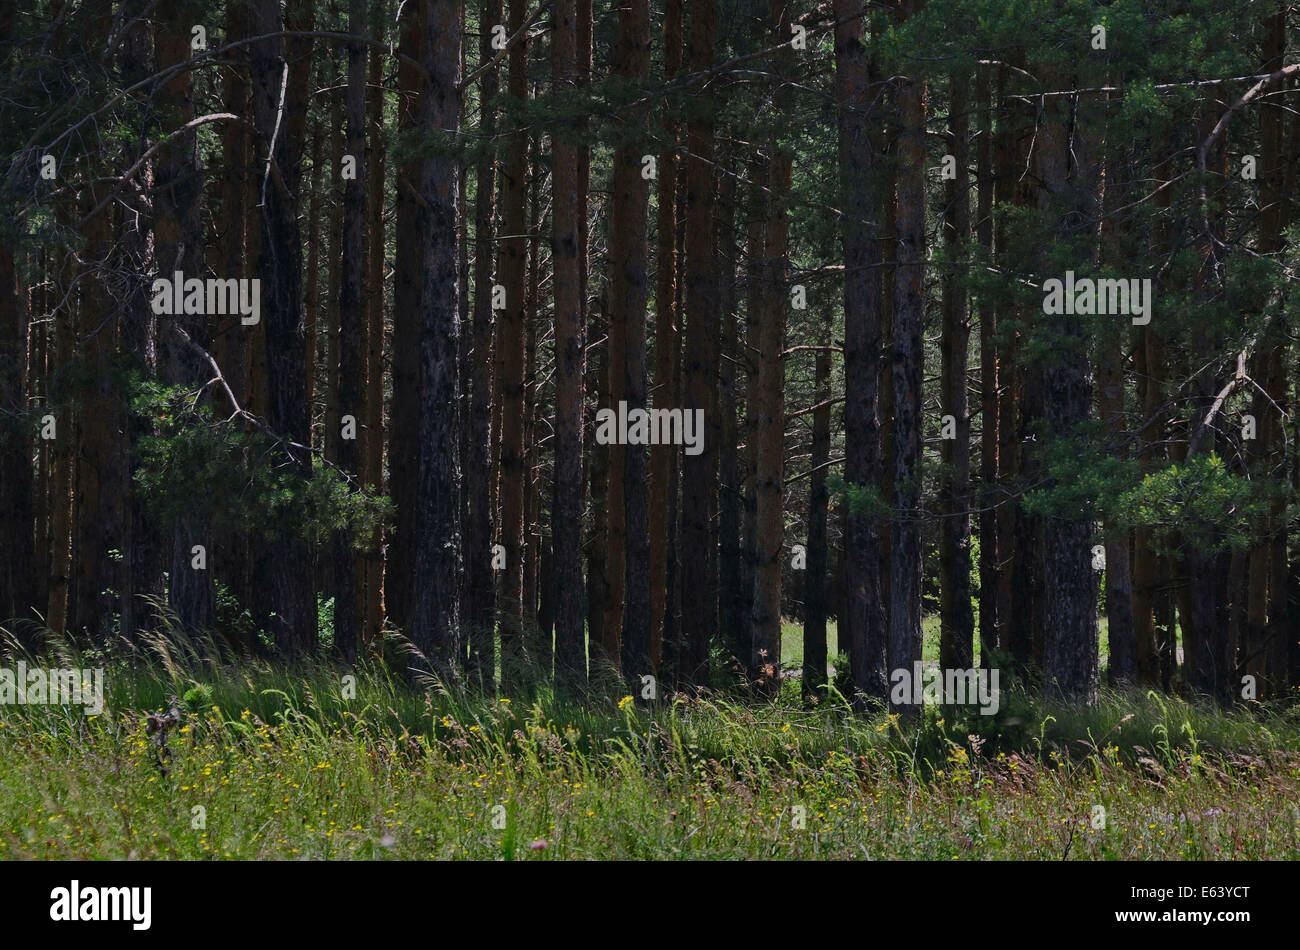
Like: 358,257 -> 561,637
0,629 -> 1296,860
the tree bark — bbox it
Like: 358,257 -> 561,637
249,0 -> 317,657
552,0 -> 587,694
889,1 -> 927,709
1037,67 -> 1099,704
939,69 -> 974,672
466,0 -> 502,688
156,7 -> 213,636
612,0 -> 653,693
680,0 -> 719,686
649,0 -> 683,672
496,0 -> 529,691
332,0 -> 368,661
406,0 -> 465,677
833,0 -> 888,707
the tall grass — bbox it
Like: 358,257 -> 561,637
1,623 -> 1297,859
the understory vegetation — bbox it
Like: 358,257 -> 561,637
3,629 -> 1296,860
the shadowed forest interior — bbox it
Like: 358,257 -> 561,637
3,0 -> 1300,713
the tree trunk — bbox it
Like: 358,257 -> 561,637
1036,68 -> 1099,704
465,0 -> 502,688
156,10 -> 213,636
833,0 -> 887,707
389,0 -> 423,635
362,0 -> 387,652
496,0 -> 529,691
0,243 -> 33,627
552,0 -> 587,694
975,63 -> 998,667
803,303 -> 832,699
680,0 -> 719,686
717,164 -> 744,672
1098,119 -> 1136,688
611,0 -> 653,693
889,4 -> 926,709
406,0 -> 465,676
939,69 -> 974,672
649,0 -> 683,672
331,0 -> 368,661
249,0 -> 317,657
749,0 -> 794,697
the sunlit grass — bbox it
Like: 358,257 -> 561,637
0,629 -> 1296,860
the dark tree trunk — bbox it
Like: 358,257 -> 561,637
611,0 -> 653,694
496,0 -> 529,691
749,0 -> 794,697
118,5 -> 163,642
679,0 -> 719,686
803,306 -> 832,700
889,4 -> 927,709
466,0 -> 503,689
407,0 -> 465,677
332,0 -> 368,662
249,0 -> 317,657
833,0 -> 887,707
717,165 -> 744,671
156,9 -> 213,636
649,0 -> 684,674
1037,68 -> 1099,704
389,1 -> 423,636
0,244 -> 33,627
974,64 -> 998,667
362,0 -> 388,651
552,0 -> 587,694
939,69 -> 974,672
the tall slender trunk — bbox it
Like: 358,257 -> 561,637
803,304 -> 832,699
889,3 -> 927,707
249,0 -> 317,657
389,0 -> 423,635
1098,119 -> 1136,687
612,0 -> 653,692
939,69 -> 974,672
47,246 -> 74,637
975,63 -> 998,667
0,243 -> 33,627
524,128 -> 543,656
332,0 -> 368,661
717,165 -> 744,669
118,6 -> 163,641
552,0 -> 587,694
407,0 -> 465,675
362,0 -> 387,652
496,0 -> 530,691
156,8 -> 213,635
680,0 -> 720,685
649,0 -> 684,671
1248,5 -> 1288,697
466,0 -> 502,687
749,0 -> 793,697
833,0 -> 887,706
739,192 -> 764,683
1037,66 -> 1099,703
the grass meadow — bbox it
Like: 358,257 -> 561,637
2,621 -> 1297,860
